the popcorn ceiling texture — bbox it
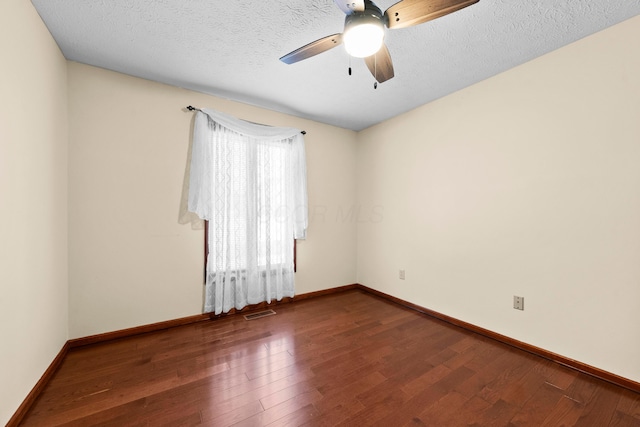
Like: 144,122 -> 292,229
32,0 -> 640,130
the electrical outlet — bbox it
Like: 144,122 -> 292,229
399,269 -> 405,280
513,296 -> 524,311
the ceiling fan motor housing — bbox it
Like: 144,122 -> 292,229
344,0 -> 384,28
343,0 -> 386,57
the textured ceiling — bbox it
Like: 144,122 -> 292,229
31,0 -> 640,131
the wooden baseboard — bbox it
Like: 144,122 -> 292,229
293,283 -> 359,301
6,341 -> 70,427
69,284 -> 359,348
68,313 -> 214,348
355,284 -> 640,394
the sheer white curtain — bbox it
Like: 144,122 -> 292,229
188,109 -> 307,315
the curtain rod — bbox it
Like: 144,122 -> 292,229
185,106 -> 306,135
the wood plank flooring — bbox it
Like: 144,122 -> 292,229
20,290 -> 640,426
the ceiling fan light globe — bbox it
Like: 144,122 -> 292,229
343,23 -> 384,58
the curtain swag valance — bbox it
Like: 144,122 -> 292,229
198,108 -> 304,140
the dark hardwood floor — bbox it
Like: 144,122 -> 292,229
20,290 -> 640,426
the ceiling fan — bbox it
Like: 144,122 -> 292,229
280,0 -> 479,86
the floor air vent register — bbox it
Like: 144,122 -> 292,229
243,309 -> 276,321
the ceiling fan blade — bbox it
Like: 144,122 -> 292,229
279,34 -> 343,64
364,43 -> 394,83
384,0 -> 479,29
334,0 -> 365,14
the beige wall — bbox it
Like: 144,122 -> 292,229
0,1 -> 69,424
357,15 -> 640,382
67,63 -> 358,338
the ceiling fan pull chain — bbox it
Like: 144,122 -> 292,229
348,55 -> 352,76
374,53 -> 378,89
